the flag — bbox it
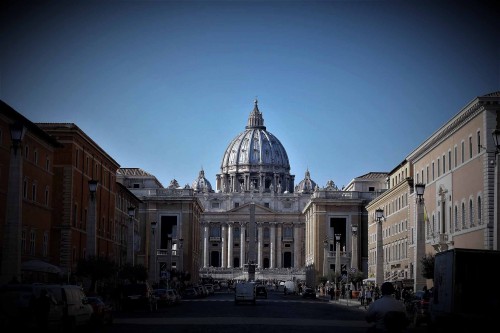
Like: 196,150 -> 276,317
423,205 -> 429,223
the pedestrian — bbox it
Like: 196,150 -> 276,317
35,288 -> 51,332
365,282 -> 408,333
365,288 -> 372,308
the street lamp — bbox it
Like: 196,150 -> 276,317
0,122 -> 26,284
414,183 -> 426,292
86,180 -> 98,258
179,238 -> 184,279
335,233 -> 341,296
375,208 -> 385,287
351,224 -> 358,271
151,221 -> 157,285
323,239 -> 329,277
128,206 -> 136,266
10,121 -> 26,155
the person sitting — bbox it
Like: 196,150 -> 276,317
365,282 -> 408,333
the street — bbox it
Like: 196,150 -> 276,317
92,289 -> 430,333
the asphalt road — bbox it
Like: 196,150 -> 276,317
91,290 -> 430,333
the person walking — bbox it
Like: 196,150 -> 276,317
365,282 -> 408,333
35,288 -> 51,332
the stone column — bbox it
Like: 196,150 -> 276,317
257,223 -> 263,268
240,223 -> 246,267
203,223 -> 209,268
293,224 -> 300,268
276,224 -> 282,268
221,224 -> 227,268
227,223 -> 233,268
270,223 -> 276,268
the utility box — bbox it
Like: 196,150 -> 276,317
431,248 -> 500,330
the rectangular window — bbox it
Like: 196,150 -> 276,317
442,154 -> 446,174
477,131 -> 481,154
211,202 -> 220,209
454,146 -> 458,167
469,137 -> 473,159
32,183 -> 37,201
432,162 -> 435,181
34,150 -> 38,165
461,141 -> 465,163
437,159 -> 440,177
46,157 -> 50,171
448,151 -> 452,171
30,230 -> 36,255
21,230 -> 26,254
45,188 -> 49,206
43,232 -> 48,257
234,202 -> 239,208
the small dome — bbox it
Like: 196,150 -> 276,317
294,169 -> 317,193
192,169 -> 214,193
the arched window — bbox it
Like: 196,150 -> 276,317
477,196 -> 482,225
454,205 -> 459,231
461,202 -> 466,229
469,199 -> 474,227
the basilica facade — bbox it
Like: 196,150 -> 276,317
117,100 -> 387,287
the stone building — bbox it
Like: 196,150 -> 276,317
366,91 -> 500,291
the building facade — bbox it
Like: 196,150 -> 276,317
367,91 -> 500,291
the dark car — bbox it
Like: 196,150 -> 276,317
255,285 -> 267,299
87,296 -> 113,326
121,283 -> 157,312
302,288 -> 316,299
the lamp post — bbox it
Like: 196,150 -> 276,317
0,122 -> 26,284
128,206 -> 136,266
86,180 -> 98,259
179,238 -> 184,281
351,224 -> 358,270
323,239 -> 329,277
414,183 -> 426,292
335,233 -> 341,297
151,221 -> 157,285
375,208 -> 385,287
491,129 -> 500,250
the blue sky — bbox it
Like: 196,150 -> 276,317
1,0 -> 499,189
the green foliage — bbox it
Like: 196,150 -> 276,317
420,253 -> 435,279
118,263 -> 149,283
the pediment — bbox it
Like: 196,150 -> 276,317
229,202 -> 274,214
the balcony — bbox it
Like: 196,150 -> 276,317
430,233 -> 454,252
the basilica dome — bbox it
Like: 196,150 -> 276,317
192,169 -> 214,193
217,100 -> 294,193
294,169 -> 317,194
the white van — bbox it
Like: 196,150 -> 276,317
234,281 -> 256,304
45,284 -> 93,330
283,280 -> 296,295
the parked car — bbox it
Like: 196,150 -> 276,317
302,287 -> 316,299
410,290 -> 431,326
170,289 -> 182,304
153,289 -> 174,307
44,284 -> 94,330
121,283 -> 157,312
255,285 -> 268,299
87,296 -> 113,326
204,284 -> 215,295
182,288 -> 199,299
0,284 -> 63,331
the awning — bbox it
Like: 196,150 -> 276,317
21,259 -> 62,274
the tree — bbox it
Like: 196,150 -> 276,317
420,253 -> 435,279
118,263 -> 149,283
76,256 -> 117,293
348,271 -> 365,290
